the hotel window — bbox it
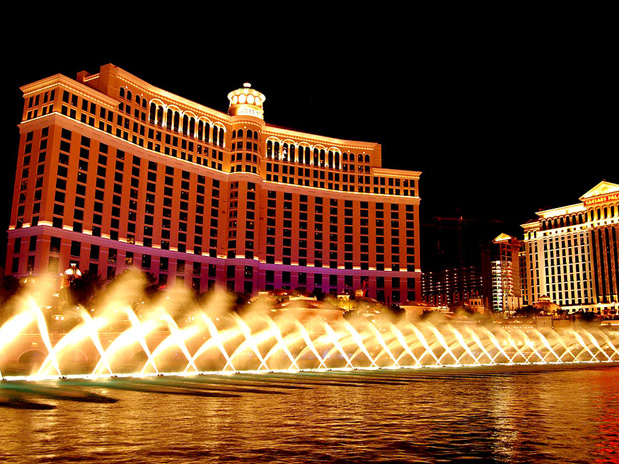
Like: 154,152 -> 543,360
48,237 -> 60,254
26,236 -> 36,253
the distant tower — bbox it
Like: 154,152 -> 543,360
481,233 -> 522,312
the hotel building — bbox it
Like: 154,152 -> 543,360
521,181 -> 619,313
5,64 -> 421,303
480,233 -> 522,312
422,266 -> 483,307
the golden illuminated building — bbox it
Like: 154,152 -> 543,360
5,64 -> 421,303
522,181 -> 619,313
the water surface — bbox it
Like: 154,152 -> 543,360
1,365 -> 618,463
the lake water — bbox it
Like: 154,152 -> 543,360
1,364 -> 618,463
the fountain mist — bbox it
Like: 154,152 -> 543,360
1,271 -> 618,381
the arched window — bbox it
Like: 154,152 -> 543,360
182,114 -> 190,136
149,102 -> 157,124
166,108 -> 175,131
282,143 -> 289,161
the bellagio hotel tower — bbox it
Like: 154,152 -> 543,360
5,64 -> 421,304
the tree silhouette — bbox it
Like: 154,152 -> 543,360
67,271 -> 104,307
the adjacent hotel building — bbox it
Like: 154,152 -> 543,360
481,233 -> 522,313
522,181 -> 619,313
5,64 -> 421,303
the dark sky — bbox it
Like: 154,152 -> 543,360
1,11 -> 614,271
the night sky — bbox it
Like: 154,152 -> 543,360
1,12 -> 614,271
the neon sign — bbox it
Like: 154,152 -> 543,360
584,193 -> 619,206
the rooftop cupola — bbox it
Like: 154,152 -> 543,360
227,83 -> 265,120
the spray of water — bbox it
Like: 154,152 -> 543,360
1,270 -> 618,381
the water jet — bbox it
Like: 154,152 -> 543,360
1,282 -> 618,382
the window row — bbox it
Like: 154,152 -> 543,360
51,89 -> 227,173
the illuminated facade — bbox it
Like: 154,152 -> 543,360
481,233 -> 522,312
5,64 -> 421,303
521,181 -> 619,313
422,266 -> 482,306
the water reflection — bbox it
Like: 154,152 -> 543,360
0,366 -> 618,463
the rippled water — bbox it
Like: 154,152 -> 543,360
1,364 -> 619,463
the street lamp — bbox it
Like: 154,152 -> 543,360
63,263 -> 82,284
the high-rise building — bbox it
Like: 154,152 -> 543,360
5,64 -> 422,303
521,181 -> 619,313
481,233 -> 522,312
422,265 -> 482,306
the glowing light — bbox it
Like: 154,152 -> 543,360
1,273 -> 618,382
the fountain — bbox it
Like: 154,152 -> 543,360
1,270 -> 619,382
